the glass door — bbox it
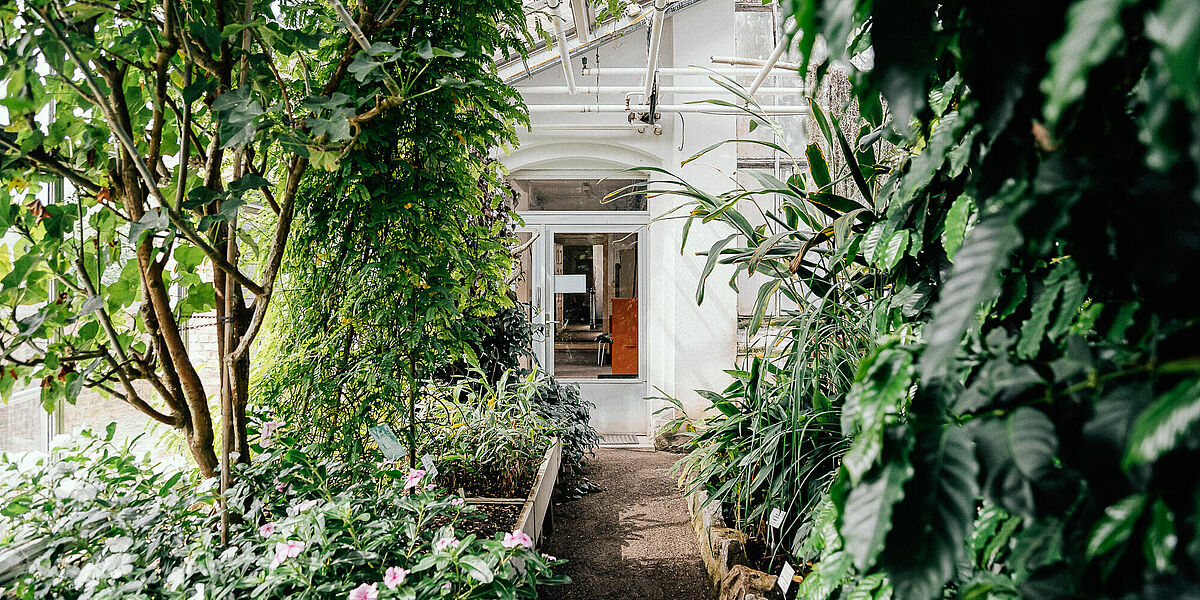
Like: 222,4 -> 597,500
548,231 -> 639,380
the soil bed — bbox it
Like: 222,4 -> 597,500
455,504 -> 522,539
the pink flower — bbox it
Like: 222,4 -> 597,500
441,582 -> 452,592
502,529 -> 533,549
348,583 -> 379,600
450,497 -> 464,507
383,566 -> 409,589
433,537 -> 459,552
295,499 -> 319,512
424,483 -> 437,491
541,553 -> 556,561
275,481 -> 291,494
258,522 -> 277,537
403,469 -> 426,490
270,540 -> 305,569
261,421 -> 286,446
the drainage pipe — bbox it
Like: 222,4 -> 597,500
547,0 -> 577,94
643,0 -> 668,98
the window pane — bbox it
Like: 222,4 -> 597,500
512,179 -> 647,212
0,388 -> 47,456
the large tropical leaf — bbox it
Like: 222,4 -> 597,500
919,213 -> 1023,381
842,456 -> 914,570
881,425 -> 980,600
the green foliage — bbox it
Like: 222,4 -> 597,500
0,425 -> 567,599
643,87 -> 887,562
663,0 -> 1200,596
0,0 -> 520,474
251,0 -> 529,467
762,0 -> 1200,596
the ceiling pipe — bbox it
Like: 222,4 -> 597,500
526,104 -> 810,115
529,123 -> 664,134
643,0 -> 668,98
748,20 -> 799,97
518,85 -> 803,95
710,55 -> 802,71
547,0 -> 578,95
581,67 -> 801,77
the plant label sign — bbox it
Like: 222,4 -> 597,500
777,561 -> 796,594
420,454 -> 439,480
769,507 -> 786,529
368,424 -> 406,461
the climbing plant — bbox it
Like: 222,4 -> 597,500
769,0 -> 1200,597
251,0 -> 529,467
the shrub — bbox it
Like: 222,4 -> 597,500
0,426 -> 567,599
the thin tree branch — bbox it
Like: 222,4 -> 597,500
36,9 -> 265,297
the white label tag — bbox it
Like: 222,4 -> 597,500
769,507 -> 786,529
778,561 -> 795,594
420,454 -> 438,480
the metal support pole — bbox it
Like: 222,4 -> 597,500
547,0 -> 578,94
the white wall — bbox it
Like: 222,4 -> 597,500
503,0 -> 739,430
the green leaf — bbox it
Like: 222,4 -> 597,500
806,143 -> 831,189
876,229 -> 910,272
1017,277 -> 1064,360
1146,0 -> 1200,112
128,208 -> 169,243
458,555 -> 494,583
695,234 -> 737,305
843,457 -> 914,570
1,497 -> 31,516
748,279 -> 781,337
941,195 -> 973,261
1124,377 -> 1200,466
919,213 -> 1023,381
882,426 -> 980,600
1144,498 -> 1177,573
1041,0 -> 1134,126
1086,493 -> 1146,560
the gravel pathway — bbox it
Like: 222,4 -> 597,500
539,447 -> 712,600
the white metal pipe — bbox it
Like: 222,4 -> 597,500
526,104 -> 810,114
710,55 -> 802,71
529,123 -> 664,134
581,67 -> 802,77
547,0 -> 577,95
518,85 -> 803,94
749,21 -> 799,97
643,0 -> 668,98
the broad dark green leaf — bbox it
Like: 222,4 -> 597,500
842,457 -> 914,570
1086,493 -> 1146,559
1124,377 -> 1200,466
882,426 -> 979,600
1041,0 -> 1135,126
919,214 -> 1023,381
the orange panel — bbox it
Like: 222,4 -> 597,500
611,298 -> 638,375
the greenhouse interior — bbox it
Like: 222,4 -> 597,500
1,0 -> 1199,598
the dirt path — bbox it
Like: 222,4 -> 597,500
539,448 -> 712,600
